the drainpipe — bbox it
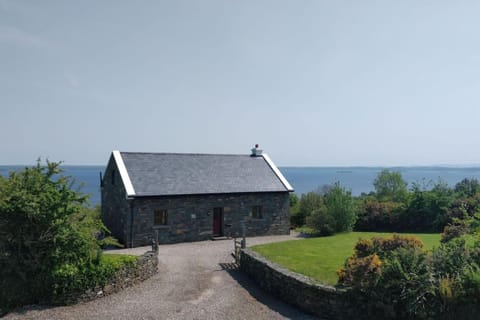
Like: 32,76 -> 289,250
129,199 -> 134,248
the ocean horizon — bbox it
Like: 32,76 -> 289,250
1,165 -> 480,207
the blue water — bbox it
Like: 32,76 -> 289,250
1,165 -> 480,207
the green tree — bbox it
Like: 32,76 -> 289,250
454,178 -> 480,198
324,182 -> 357,232
289,193 -> 299,208
305,207 -> 335,236
373,170 -> 408,202
0,161 -> 117,309
296,192 -> 324,227
403,180 -> 454,232
289,193 -> 302,227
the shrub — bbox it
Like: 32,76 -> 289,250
454,178 -> 480,198
296,192 -> 324,227
442,221 -> 470,243
402,181 -> 454,232
373,247 -> 435,318
338,235 -> 433,319
0,161 -> 119,309
289,193 -> 303,228
441,214 -> 480,243
355,199 -> 403,231
305,208 -> 335,236
430,235 -> 480,317
323,182 -> 356,232
340,233 -> 480,319
337,253 -> 382,289
51,254 -> 138,303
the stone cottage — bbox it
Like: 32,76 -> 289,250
101,147 -> 294,247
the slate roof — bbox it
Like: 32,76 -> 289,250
115,152 -> 292,197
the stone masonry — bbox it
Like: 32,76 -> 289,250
129,192 -> 290,246
240,248 -> 355,320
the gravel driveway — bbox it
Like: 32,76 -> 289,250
5,233 -> 317,320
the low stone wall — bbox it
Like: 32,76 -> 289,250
75,250 -> 158,303
240,249 -> 355,319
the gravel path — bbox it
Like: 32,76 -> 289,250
5,233 -> 317,320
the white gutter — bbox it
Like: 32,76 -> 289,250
112,150 -> 136,197
262,153 -> 294,192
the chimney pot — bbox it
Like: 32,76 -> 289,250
251,144 -> 263,157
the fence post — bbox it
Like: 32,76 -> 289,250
152,229 -> 159,253
241,219 -> 246,249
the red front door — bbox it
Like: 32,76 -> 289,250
213,207 -> 223,236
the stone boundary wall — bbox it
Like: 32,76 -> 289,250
240,249 -> 355,319
73,250 -> 158,303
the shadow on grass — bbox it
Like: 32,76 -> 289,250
218,262 -> 317,320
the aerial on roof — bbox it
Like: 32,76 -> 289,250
110,151 -> 294,197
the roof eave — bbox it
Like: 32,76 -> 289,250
128,190 -> 291,198
112,150 -> 136,197
261,153 -> 294,192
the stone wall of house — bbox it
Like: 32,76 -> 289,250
101,156 -> 131,246
63,250 -> 158,304
240,248 -> 355,320
130,192 -> 290,247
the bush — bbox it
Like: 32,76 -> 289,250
338,235 -> 435,319
52,254 -> 138,303
441,214 -> 480,243
430,235 -> 480,317
340,233 -> 480,319
289,194 -> 303,228
355,199 -> 403,231
442,221 -> 470,243
296,192 -> 324,227
0,161 -> 119,309
323,182 -> 356,232
305,208 -> 335,236
402,181 -> 454,232
454,178 -> 480,198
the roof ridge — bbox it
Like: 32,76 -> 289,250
119,151 -> 250,157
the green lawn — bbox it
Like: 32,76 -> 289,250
251,232 -> 441,285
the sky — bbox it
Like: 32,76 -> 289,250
1,1 -> 479,166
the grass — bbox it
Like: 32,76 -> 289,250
251,232 -> 441,285
101,253 -> 138,270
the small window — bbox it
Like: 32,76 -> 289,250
252,206 -> 263,219
111,170 -> 115,185
154,209 -> 168,225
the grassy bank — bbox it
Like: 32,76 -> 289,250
251,232 -> 441,285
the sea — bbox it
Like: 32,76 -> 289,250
1,165 -> 480,207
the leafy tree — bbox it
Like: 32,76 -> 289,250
403,180 -> 454,232
0,161 -> 118,309
289,193 -> 299,208
454,178 -> 480,198
373,170 -> 408,203
289,193 -> 302,227
296,192 -> 324,226
324,182 -> 357,232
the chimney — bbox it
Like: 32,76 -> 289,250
251,144 -> 263,157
